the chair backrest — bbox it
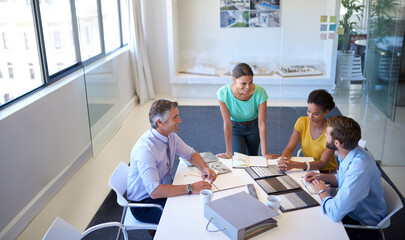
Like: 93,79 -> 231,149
109,162 -> 130,207
42,217 -> 82,240
377,178 -> 404,228
337,54 -> 365,80
43,217 -> 129,240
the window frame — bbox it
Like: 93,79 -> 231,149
0,0 -> 129,110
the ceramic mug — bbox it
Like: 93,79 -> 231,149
200,189 -> 213,206
267,195 -> 281,211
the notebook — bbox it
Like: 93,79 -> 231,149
278,189 -> 320,212
245,165 -> 285,180
187,160 -> 231,176
256,175 -> 301,194
233,152 -> 268,168
183,152 -> 220,167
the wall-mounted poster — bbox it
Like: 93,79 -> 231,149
220,0 -> 280,28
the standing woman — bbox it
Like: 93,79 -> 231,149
216,63 -> 279,159
277,89 -> 338,173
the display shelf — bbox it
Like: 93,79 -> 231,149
171,73 -> 333,98
167,0 -> 339,99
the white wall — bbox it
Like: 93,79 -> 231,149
0,48 -> 136,240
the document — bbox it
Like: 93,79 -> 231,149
233,152 -> 268,168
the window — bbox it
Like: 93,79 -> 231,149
120,0 -> 129,45
2,32 -> 9,49
76,0 -> 102,60
53,31 -> 62,49
8,67 -> 14,79
29,68 -> 35,80
0,1 -> 43,107
0,0 -> 128,109
39,0 -> 78,75
24,32 -> 30,49
29,63 -> 35,80
101,0 -> 121,52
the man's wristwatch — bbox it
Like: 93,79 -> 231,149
317,189 -> 325,195
187,184 -> 193,194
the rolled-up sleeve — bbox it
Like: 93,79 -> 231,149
136,148 -> 161,195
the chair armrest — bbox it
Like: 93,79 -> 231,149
81,222 -> 128,240
343,224 -> 380,230
127,202 -> 164,211
297,148 -> 303,157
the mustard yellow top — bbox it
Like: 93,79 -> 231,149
294,117 -> 337,171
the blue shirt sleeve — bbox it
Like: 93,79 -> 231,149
172,133 -> 195,162
321,160 -> 371,222
136,147 -> 161,195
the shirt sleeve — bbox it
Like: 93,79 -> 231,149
217,85 -> 226,103
135,147 -> 161,195
321,160 -> 371,222
256,85 -> 268,104
294,117 -> 305,133
172,133 -> 195,162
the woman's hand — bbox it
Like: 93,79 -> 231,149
277,156 -> 294,171
216,153 -> 232,159
264,153 -> 280,159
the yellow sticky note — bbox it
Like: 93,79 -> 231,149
320,15 -> 327,22
337,27 -> 344,35
330,16 -> 337,23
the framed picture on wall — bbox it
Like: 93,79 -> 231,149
220,0 -> 280,28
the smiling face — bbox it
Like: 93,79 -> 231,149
307,103 -> 329,124
233,75 -> 254,95
157,107 -> 182,136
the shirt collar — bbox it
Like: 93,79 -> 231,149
338,146 -> 360,168
150,128 -> 168,143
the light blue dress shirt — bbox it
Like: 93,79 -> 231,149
321,147 -> 387,225
127,128 -> 195,201
216,83 -> 268,122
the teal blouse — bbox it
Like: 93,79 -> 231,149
216,83 -> 268,122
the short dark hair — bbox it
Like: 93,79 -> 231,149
327,116 -> 361,150
149,99 -> 178,129
307,89 -> 335,112
232,63 -> 254,79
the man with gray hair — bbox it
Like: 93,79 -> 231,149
127,99 -> 217,225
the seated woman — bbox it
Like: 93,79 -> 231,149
216,63 -> 279,159
277,89 -> 338,173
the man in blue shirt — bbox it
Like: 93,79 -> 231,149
306,116 -> 387,239
127,99 -> 217,225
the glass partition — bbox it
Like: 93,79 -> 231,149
83,57 -> 121,155
365,0 -> 404,120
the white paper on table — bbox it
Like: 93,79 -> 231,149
249,156 -> 268,167
211,172 -> 245,192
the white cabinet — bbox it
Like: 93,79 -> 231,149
167,0 -> 339,99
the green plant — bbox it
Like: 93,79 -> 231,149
369,0 -> 400,43
339,0 -> 364,52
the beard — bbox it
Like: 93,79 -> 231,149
326,140 -> 338,150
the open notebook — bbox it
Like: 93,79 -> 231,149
232,152 -> 268,168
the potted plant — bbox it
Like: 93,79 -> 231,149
338,0 -> 364,52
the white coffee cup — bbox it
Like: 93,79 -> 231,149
200,189 -> 213,206
267,195 -> 281,211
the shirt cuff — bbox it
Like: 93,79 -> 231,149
321,196 -> 333,214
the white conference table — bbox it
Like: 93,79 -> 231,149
154,158 -> 348,240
